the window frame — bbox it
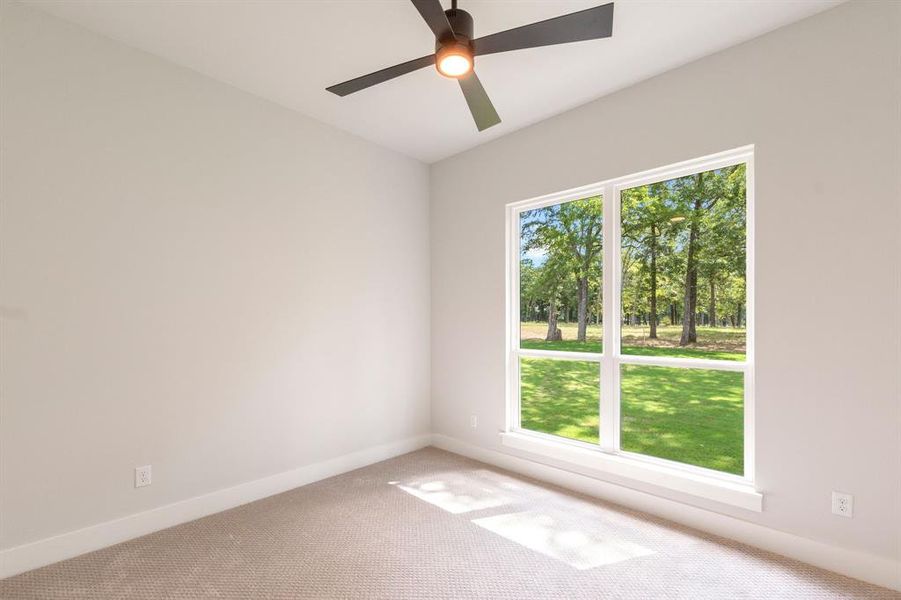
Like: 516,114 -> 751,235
506,146 -> 756,498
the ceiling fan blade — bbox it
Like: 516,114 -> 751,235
411,0 -> 456,42
326,54 -> 435,96
473,2 -> 613,57
458,71 -> 501,131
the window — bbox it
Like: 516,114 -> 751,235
508,147 -> 753,485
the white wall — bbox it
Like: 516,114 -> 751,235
3,0 -> 899,585
431,0 -> 900,566
0,2 -> 430,552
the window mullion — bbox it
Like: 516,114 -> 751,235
599,184 -> 617,452
509,207 -> 521,432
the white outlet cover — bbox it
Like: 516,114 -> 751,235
135,465 -> 152,488
831,491 -> 853,518
470,415 -> 478,429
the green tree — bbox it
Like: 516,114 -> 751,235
697,165 -> 746,328
621,182 -> 679,339
675,164 -> 745,344
521,198 -> 603,342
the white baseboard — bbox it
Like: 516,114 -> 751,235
430,433 -> 901,592
4,433 -> 897,592
0,434 -> 432,579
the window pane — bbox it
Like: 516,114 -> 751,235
620,165 -> 746,360
520,357 -> 599,444
520,196 -> 602,353
620,365 -> 743,475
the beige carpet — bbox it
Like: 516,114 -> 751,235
1,447 -> 897,599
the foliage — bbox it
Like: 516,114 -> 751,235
520,165 -> 747,349
620,164 -> 747,338
520,197 -> 603,340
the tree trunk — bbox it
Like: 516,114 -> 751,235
576,277 -> 589,342
708,277 -> 717,327
680,176 -> 704,346
545,297 -> 562,341
680,262 -> 698,345
648,227 -> 658,339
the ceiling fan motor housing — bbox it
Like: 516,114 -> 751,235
435,8 -> 474,76
443,8 -> 473,42
435,9 -> 474,53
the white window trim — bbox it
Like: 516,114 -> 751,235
500,431 -> 762,512
505,145 -> 758,511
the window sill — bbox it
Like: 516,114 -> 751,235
500,431 -> 763,512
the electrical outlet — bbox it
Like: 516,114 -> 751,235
831,491 -> 852,518
470,415 -> 478,429
135,465 -> 152,488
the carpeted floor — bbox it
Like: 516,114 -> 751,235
1,447 -> 897,599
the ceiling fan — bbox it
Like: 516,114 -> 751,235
326,1 -> 614,132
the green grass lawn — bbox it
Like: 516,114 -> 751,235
620,365 -> 743,475
520,358 -> 600,443
518,323 -> 745,475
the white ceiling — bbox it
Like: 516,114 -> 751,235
25,0 -> 841,163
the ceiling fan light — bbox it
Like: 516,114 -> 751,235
436,44 -> 473,78
438,54 -> 471,77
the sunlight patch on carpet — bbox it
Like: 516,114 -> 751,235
392,469 -> 518,514
472,510 -> 654,569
